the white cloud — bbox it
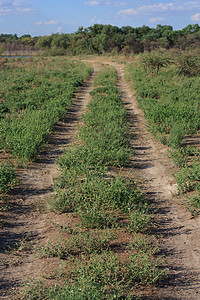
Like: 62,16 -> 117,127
117,8 -> 137,17
150,16 -> 165,23
56,26 -> 63,32
90,16 -> 102,23
191,12 -> 200,21
117,1 -> 200,19
185,1 -> 200,9
36,20 -> 59,26
45,20 -> 59,25
0,0 -> 33,15
138,3 -> 175,13
17,7 -> 32,12
84,0 -> 126,6
84,0 -> 100,5
116,3 -> 176,19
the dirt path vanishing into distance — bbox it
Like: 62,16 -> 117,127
83,57 -> 200,299
112,59 -> 200,300
0,57 -> 200,299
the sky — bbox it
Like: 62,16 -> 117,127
0,0 -> 200,36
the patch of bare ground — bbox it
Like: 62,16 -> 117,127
0,65 -> 100,299
111,61 -> 200,299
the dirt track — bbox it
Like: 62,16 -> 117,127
113,60 -> 200,299
0,58 -> 200,299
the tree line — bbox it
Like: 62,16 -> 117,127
1,23 -> 200,55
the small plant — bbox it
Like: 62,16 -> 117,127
129,234 -> 159,255
127,250 -> 166,284
6,234 -> 31,254
169,123 -> 184,147
38,229 -> 115,258
127,208 -> 152,233
38,239 -> 74,259
0,163 -> 17,194
78,204 -> 119,229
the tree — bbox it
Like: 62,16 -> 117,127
36,35 -> 53,49
51,33 -> 69,49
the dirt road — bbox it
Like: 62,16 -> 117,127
1,58 -> 200,299
114,60 -> 200,299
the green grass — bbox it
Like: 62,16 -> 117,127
0,163 -> 17,194
23,249 -> 166,300
127,50 -> 200,142
38,229 -> 115,258
127,50 -> 200,212
32,65 -> 167,299
0,57 -> 92,164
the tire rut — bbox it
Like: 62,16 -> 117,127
113,62 -> 200,300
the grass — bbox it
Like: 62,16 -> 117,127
0,57 -> 92,165
0,162 -> 17,194
38,229 -> 115,259
127,50 -> 200,213
23,65 -> 167,299
126,50 -> 200,142
23,249 -> 165,300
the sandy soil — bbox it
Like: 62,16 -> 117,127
0,57 -> 200,299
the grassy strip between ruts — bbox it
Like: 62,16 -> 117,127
126,50 -> 200,213
22,66 -> 166,299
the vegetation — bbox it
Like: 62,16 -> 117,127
127,49 -> 200,213
1,23 -> 200,56
0,162 -> 17,224
22,66 -> 166,299
0,57 -> 92,165
0,163 -> 17,194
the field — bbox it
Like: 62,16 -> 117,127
0,54 -> 200,299
127,50 -> 200,213
0,57 -> 92,164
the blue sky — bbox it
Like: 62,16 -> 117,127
0,0 -> 200,36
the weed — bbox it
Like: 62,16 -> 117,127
38,239 -> 74,259
127,250 -> 166,284
0,163 -> 17,194
35,65 -> 164,299
127,50 -> 200,212
78,204 -> 119,229
129,234 -> 159,255
38,229 -> 115,258
127,207 -> 152,233
27,249 -> 166,299
6,233 -> 31,254
169,123 -> 184,147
